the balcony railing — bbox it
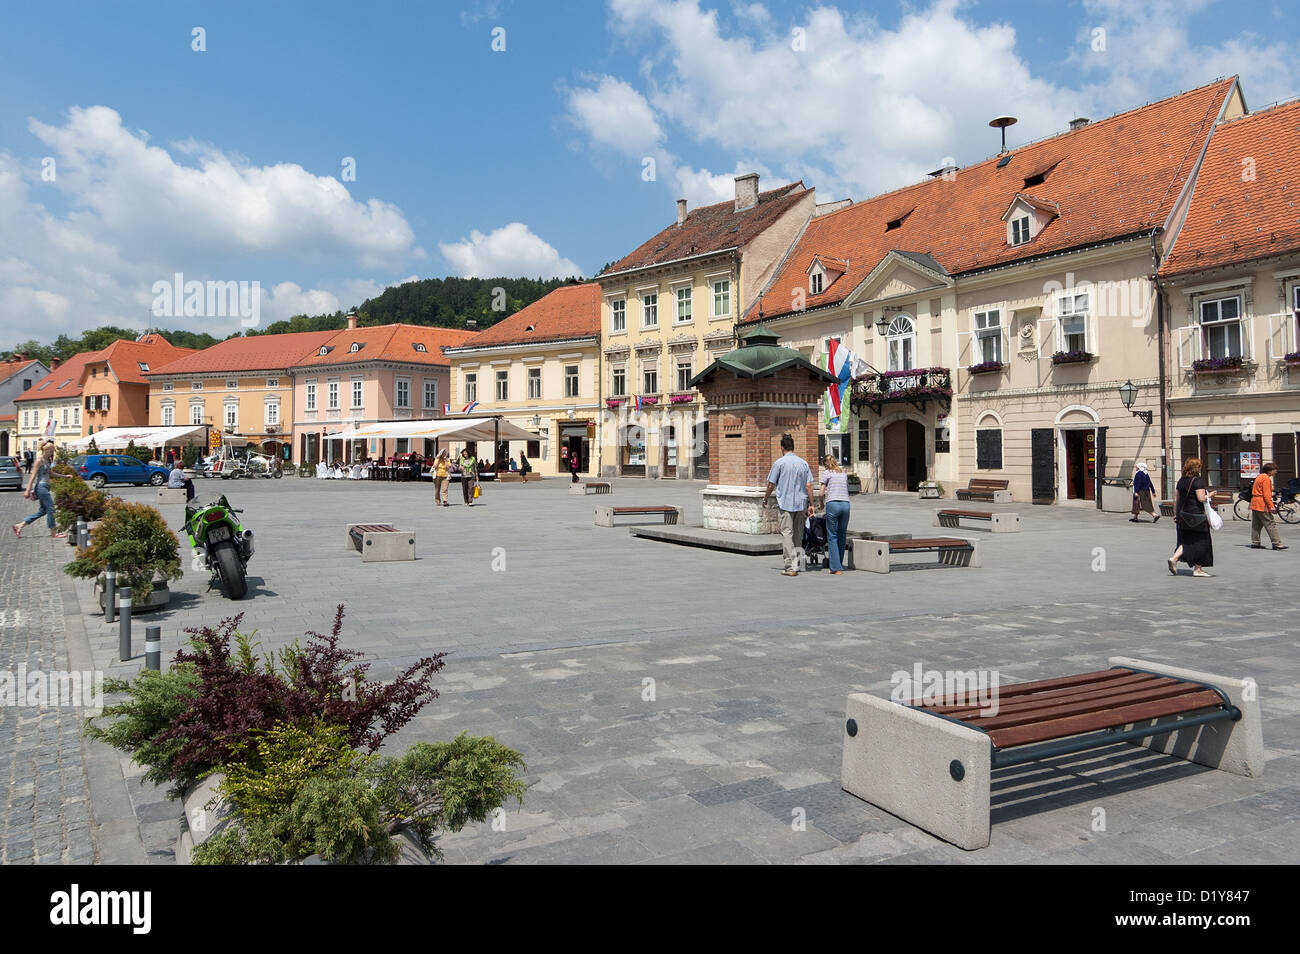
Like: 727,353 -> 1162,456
851,368 -> 952,415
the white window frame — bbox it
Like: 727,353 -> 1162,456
1010,215 -> 1031,246
327,380 -> 339,411
264,400 -> 280,427
676,359 -> 693,393
610,298 -> 626,333
162,383 -> 174,393
190,403 -> 203,426
528,366 -> 541,399
675,286 -> 693,323
810,270 -> 824,295
1056,292 -> 1091,353
886,315 -> 916,372
712,279 -> 731,319
611,366 -> 627,397
161,404 -> 175,427
564,364 -> 579,398
423,379 -> 437,410
1199,295 -> 1244,360
396,378 -> 411,409
226,379 -> 238,390
494,370 -> 508,402
192,381 -> 203,391
305,381 -> 317,411
61,407 -> 68,426
465,373 -> 477,404
641,292 -> 658,329
642,367 -> 658,395
351,377 -> 364,409
974,309 -> 1002,364
224,402 -> 238,429
266,378 -> 279,388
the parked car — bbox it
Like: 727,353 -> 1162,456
0,456 -> 23,491
70,454 -> 169,488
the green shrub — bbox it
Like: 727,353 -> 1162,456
182,442 -> 199,469
65,498 -> 182,594
52,477 -> 110,532
123,440 -> 153,465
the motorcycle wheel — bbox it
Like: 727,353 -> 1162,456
272,468 -> 282,479
212,540 -> 248,600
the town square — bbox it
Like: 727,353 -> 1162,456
0,0 -> 1293,917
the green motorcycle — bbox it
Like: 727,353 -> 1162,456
184,494 -> 253,600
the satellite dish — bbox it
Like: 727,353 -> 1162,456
989,115 -> 1018,153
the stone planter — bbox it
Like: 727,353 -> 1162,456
847,480 -> 862,496
93,571 -> 172,614
918,486 -> 942,499
701,485 -> 780,534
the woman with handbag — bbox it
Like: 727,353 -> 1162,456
1168,458 -> 1213,577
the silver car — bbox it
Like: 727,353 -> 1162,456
0,456 -> 23,491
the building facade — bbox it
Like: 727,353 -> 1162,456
14,352 -> 97,452
78,334 -> 195,439
444,283 -> 599,475
0,355 -> 50,455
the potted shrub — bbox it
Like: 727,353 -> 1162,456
918,480 -> 944,499
65,499 -> 182,613
52,477 -> 110,544
846,473 -> 862,495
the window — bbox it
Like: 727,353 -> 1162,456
811,271 -> 823,295
22,410 -> 29,428
163,383 -> 174,392
61,408 -> 68,426
224,403 -> 238,428
494,371 -> 508,402
886,315 -> 916,372
349,342 -> 363,353
424,380 -> 437,409
712,279 -> 731,318
611,298 -> 626,333
857,419 -> 871,462
161,405 -> 174,427
397,379 -> 411,408
192,381 -> 203,390
675,286 -> 692,323
1057,293 -> 1090,352
976,428 -> 1003,469
526,440 -> 540,459
528,367 -> 541,399
1199,296 -> 1242,360
138,361 -> 149,372
352,378 -> 363,408
265,401 -> 280,426
1205,434 -> 1243,488
267,378 -> 279,388
564,365 -> 579,398
226,379 -> 237,390
327,381 -> 339,410
641,292 -> 658,329
974,309 -> 1002,364
305,382 -> 316,411
643,368 -> 658,394
465,373 -> 477,404
1010,215 -> 1031,246
190,404 -> 203,426
612,367 -> 626,396
676,360 -> 692,392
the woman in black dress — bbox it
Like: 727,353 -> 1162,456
1169,457 -> 1213,577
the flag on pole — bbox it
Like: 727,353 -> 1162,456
825,339 -> 868,431
633,395 -> 643,413
443,403 -> 450,415
461,401 -> 479,414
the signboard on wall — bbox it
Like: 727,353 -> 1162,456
1240,452 -> 1262,479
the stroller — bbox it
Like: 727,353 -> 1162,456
801,513 -> 828,568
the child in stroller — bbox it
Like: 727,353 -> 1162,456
801,512 -> 829,568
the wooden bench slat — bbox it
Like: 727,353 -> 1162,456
985,689 -> 1226,748
915,668 -> 1141,708
612,506 -> 676,513
939,509 -> 992,519
956,681 -> 1206,729
925,672 -> 1171,715
888,537 -> 973,551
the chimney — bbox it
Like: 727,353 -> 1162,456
346,312 -> 358,330
14,352 -> 26,362
51,357 -> 61,370
734,172 -> 759,213
1069,116 -> 1091,130
676,198 -> 687,226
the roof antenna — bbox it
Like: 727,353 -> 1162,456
989,115 -> 1018,154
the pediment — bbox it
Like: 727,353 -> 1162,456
844,251 -> 951,307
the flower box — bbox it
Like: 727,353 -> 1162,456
1191,356 -> 1245,373
1280,351 -> 1300,365
669,393 -> 693,404
1051,350 -> 1093,366
638,396 -> 658,406
605,399 -> 625,409
966,361 -> 1003,375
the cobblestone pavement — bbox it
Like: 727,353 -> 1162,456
4,476 -> 1297,863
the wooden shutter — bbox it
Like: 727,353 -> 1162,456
1180,435 -> 1200,474
1031,428 -> 1055,503
1272,433 -> 1296,488
976,429 -> 1002,470
1094,426 -> 1108,509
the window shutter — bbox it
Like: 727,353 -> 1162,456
104,395 -> 110,410
976,429 -> 1002,470
1272,433 -> 1296,488
1179,435 -> 1200,475
1031,428 -> 1055,502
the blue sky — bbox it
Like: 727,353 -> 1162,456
2,0 -> 1297,343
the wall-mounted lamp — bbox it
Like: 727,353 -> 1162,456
1118,380 -> 1152,425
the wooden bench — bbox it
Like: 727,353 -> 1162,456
345,523 -> 416,562
569,481 -> 612,496
934,509 -> 1020,533
494,472 -> 541,483
595,505 -> 680,527
841,657 -> 1262,849
853,536 -> 979,573
955,478 -> 1011,503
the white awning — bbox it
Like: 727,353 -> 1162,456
343,417 -> 542,443
66,425 -> 209,450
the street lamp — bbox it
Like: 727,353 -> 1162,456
1119,380 -> 1152,425
874,314 -> 890,336
531,414 -> 541,427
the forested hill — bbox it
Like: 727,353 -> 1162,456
248,276 -> 580,336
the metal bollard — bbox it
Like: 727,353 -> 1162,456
105,565 -> 116,624
145,625 -> 161,672
118,587 -> 132,662
77,519 -> 87,548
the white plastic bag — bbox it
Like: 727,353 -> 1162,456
1205,498 -> 1223,531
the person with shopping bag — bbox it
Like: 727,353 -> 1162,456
458,448 -> 478,506
1168,458 -> 1214,577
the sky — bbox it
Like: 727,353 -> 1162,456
2,0 -> 1298,345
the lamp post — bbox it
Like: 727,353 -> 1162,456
1119,380 -> 1152,425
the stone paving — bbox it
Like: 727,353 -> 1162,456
2,474 -> 1297,863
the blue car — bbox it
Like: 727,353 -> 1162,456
71,454 -> 170,488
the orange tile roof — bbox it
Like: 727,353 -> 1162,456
86,334 -> 197,384
751,79 -> 1236,321
601,182 -> 810,276
14,349 -> 102,402
144,330 -> 338,376
0,358 -> 45,387
444,284 -> 600,350
291,324 -> 481,368
1160,97 -> 1300,277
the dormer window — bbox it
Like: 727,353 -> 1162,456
1010,216 -> 1031,246
1023,173 -> 1045,189
349,342 -> 363,353
138,362 -> 149,371
886,217 -> 904,232
319,346 -> 333,356
810,271 -> 824,295
412,342 -> 427,353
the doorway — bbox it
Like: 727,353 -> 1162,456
882,419 -> 926,492
663,424 -> 677,478
562,426 -> 589,475
1063,429 -> 1097,500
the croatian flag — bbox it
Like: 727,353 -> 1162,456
443,403 -> 450,415
633,395 -> 643,413
461,401 -> 479,414
825,339 -> 867,426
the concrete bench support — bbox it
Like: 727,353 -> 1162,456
852,537 -> 980,573
156,488 -> 188,505
346,524 -> 416,562
841,692 -> 992,850
569,481 -> 612,496
1108,656 -> 1264,777
933,511 -> 1020,533
595,506 -> 680,527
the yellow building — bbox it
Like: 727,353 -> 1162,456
444,283 -> 600,475
595,174 -> 817,478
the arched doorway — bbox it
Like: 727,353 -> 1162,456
882,419 -> 926,491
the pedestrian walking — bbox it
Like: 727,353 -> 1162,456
458,449 -> 478,506
23,449 -> 33,474
432,450 -> 450,507
1130,461 -> 1159,522
569,447 -> 581,483
519,452 -> 531,479
762,434 -> 814,577
12,441 -> 65,540
1249,461 -> 1287,550
1168,458 -> 1213,577
820,455 -> 851,575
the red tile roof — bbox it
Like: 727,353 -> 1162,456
291,324 -> 481,368
85,334 -> 196,384
443,284 -> 600,350
0,358 -> 45,387
143,330 -> 338,376
1160,97 -> 1300,277
601,182 -> 810,276
750,79 -> 1237,320
13,350 -> 101,402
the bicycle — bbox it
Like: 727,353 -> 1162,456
1234,488 -> 1300,524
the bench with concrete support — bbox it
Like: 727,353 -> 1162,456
955,478 -> 1011,503
156,487 -> 188,505
496,472 -> 541,482
840,658 -> 1262,850
934,509 -> 1020,533
852,536 -> 979,573
346,523 -> 416,562
595,505 -> 680,527
569,481 -> 612,496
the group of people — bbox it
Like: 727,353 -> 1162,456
1169,458 -> 1288,577
761,434 -> 852,576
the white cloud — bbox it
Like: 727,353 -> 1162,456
439,223 -> 584,279
566,76 -> 665,156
